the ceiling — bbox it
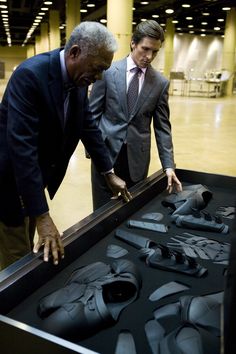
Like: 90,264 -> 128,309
0,0 -> 235,47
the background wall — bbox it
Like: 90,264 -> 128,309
0,46 -> 27,97
152,33 -> 225,79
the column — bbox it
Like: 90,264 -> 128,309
26,45 -> 35,58
164,18 -> 175,79
49,10 -> 60,50
35,35 -> 41,54
107,0 -> 133,60
66,0 -> 81,41
222,8 -> 236,96
40,23 -> 49,52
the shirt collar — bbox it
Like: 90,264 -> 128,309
127,54 -> 147,75
60,49 -> 75,90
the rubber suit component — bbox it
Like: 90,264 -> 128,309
141,246 -> 207,278
115,330 -> 137,354
162,184 -> 212,216
106,244 -> 128,258
216,206 -> 235,219
173,212 -> 229,234
168,233 -> 230,262
149,281 -> 190,302
180,294 -> 221,336
38,259 -> 141,340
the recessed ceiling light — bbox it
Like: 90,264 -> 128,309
201,22 -> 208,25
165,9 -> 174,14
132,7 -> 136,10
140,1 -> 149,4
132,21 -> 137,25
222,7 -> 231,11
44,1 -> 53,4
152,15 -> 159,18
214,27 -> 221,31
201,34 -> 206,37
188,25 -> 194,28
100,19 -> 107,23
186,17 -> 193,20
189,31 -> 194,34
87,3 -> 95,7
141,18 -> 147,21
202,12 -> 210,16
80,9 -> 87,12
39,12 -> 45,15
182,4 -> 190,8
41,7 -> 49,11
172,20 -> 178,23
201,29 -> 206,32
160,23 -> 166,26
217,19 -> 224,22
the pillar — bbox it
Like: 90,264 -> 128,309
164,18 -> 175,79
107,0 -> 133,60
35,35 -> 41,54
40,22 -> 49,52
222,8 -> 236,96
49,10 -> 60,50
66,0 -> 81,41
26,45 -> 35,58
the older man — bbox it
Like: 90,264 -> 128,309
0,21 -> 131,270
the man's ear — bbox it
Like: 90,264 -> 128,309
130,41 -> 135,51
69,45 -> 81,58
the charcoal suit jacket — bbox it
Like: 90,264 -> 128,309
0,49 -> 112,226
89,57 -> 175,183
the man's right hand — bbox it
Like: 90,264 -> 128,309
33,212 -> 64,265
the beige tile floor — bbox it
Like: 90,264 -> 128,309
47,95 -> 236,234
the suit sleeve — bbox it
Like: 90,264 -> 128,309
88,73 -> 106,126
81,87 -> 113,173
152,80 -> 175,170
7,67 -> 49,217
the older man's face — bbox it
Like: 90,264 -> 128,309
66,45 -> 113,86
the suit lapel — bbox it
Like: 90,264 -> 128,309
130,65 -> 156,119
113,59 -> 129,118
48,49 -> 64,129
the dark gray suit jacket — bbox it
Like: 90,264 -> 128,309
89,57 -> 175,183
0,49 -> 112,226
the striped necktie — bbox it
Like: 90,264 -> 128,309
127,67 -> 141,115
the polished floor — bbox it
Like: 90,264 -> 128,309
46,95 -> 236,234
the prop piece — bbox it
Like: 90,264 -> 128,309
106,244 -> 128,258
115,229 -> 207,277
142,212 -> 164,222
168,233 -> 230,262
115,330 -> 137,354
145,320 -> 165,354
127,219 -> 168,233
216,206 -> 235,219
162,184 -> 212,216
149,281 -> 190,302
37,259 -> 141,340
172,211 -> 229,234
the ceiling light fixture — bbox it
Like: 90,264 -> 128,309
182,4 -> 190,8
152,14 -> 159,18
222,7 -> 231,11
87,4 -> 95,7
165,9 -> 174,14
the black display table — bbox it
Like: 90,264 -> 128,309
0,169 -> 235,354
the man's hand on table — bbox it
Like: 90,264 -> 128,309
33,212 -> 64,265
165,168 -> 182,194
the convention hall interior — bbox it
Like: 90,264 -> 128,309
0,0 -> 235,233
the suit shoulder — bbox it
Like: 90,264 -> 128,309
149,66 -> 169,84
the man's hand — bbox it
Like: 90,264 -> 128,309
104,173 -> 132,203
33,212 -> 64,265
165,168 -> 182,194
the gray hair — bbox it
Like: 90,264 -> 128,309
64,21 -> 117,56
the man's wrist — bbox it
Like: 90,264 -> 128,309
102,168 -> 114,176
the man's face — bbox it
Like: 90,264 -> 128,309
66,45 -> 113,86
131,37 -> 162,68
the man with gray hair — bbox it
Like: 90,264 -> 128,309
0,21 -> 131,270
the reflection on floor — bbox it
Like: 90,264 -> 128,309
47,95 -> 236,234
